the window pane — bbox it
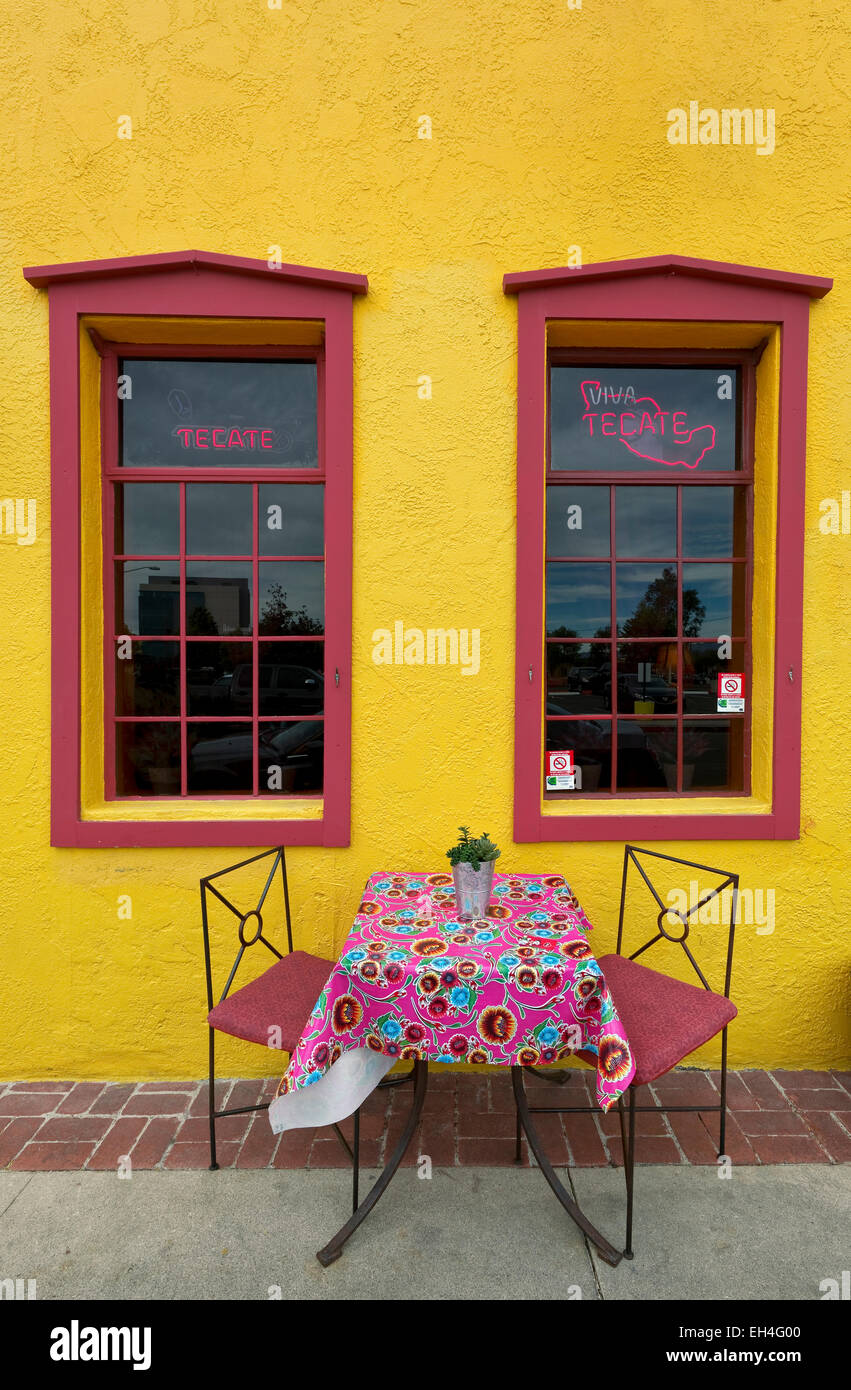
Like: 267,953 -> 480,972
120,359 -> 318,469
115,483 -> 179,555
550,366 -> 739,472
259,485 -> 324,556
546,643 -> 611,714
116,641 -> 180,715
616,643 -> 677,714
546,487 -> 609,557
617,564 -> 677,636
117,562 -> 180,635
546,562 -> 610,638
684,719 -> 744,791
615,486 -> 676,557
616,720 -> 676,791
187,641 -> 251,715
258,642 -> 325,715
259,721 -> 324,794
186,563 -> 252,635
545,719 -> 611,792
258,562 -> 324,634
682,487 -> 746,556
116,722 -> 181,796
187,484 -> 252,555
682,563 -> 746,636
188,723 -> 253,793
684,642 -> 746,714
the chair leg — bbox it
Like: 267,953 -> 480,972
208,1028 -> 219,1171
515,1105 -> 523,1163
352,1107 -> 360,1214
623,1086 -> 636,1259
719,1026 -> 729,1156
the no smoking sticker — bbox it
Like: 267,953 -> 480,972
717,673 -> 745,713
546,750 -> 575,790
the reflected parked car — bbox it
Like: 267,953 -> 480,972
230,663 -> 324,715
188,720 -> 323,793
616,674 -> 677,711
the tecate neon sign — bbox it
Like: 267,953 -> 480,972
579,380 -> 716,469
174,427 -> 275,449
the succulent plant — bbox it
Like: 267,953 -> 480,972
446,825 -> 501,872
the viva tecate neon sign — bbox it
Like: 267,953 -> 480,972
579,379 -> 716,469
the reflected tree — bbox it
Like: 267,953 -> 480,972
620,566 -> 705,637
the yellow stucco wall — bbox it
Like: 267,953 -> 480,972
1,0 -> 849,1080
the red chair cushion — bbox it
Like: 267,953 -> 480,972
207,950 -> 333,1052
597,953 -> 737,1086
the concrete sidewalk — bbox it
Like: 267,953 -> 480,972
1,1164 -> 846,1300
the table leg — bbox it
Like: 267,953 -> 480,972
512,1065 -> 623,1269
316,1058 -> 428,1267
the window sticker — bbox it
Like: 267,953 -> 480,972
546,749 -> 575,790
717,672 -> 745,712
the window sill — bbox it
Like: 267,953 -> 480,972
516,793 -> 791,843
53,797 -> 345,848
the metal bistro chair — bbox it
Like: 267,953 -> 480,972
515,845 -> 739,1260
201,847 -> 413,1209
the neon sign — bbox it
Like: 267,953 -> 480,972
579,380 -> 716,469
174,427 -> 275,450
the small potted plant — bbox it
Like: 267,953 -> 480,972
446,826 -> 501,921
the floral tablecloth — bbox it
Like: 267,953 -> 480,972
269,871 -> 635,1133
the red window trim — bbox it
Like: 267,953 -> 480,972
504,254 -> 832,843
23,249 -> 367,848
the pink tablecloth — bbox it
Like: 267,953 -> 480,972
270,871 -> 635,1128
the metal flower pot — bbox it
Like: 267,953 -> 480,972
452,861 -> 496,922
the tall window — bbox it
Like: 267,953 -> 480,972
107,352 -> 327,799
545,353 -> 752,797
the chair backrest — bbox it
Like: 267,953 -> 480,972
200,846 -> 292,1011
616,844 -> 739,998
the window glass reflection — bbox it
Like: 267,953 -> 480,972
616,721 -> 676,791
616,643 -> 677,713
681,564 -> 745,636
116,722 -> 181,796
683,642 -> 746,714
259,721 -> 324,794
258,642 -> 324,715
187,724 -> 253,793
546,487 -> 609,557
117,562 -> 181,635
116,641 -> 180,715
186,563 -> 252,635
545,719 -> 611,793
115,483 -> 179,555
615,487 -> 676,557
186,641 -> 252,715
546,643 -> 611,714
258,563 -> 324,634
682,488 -> 745,556
684,720 -> 743,791
616,564 -> 678,636
546,563 -> 611,638
259,485 -> 324,556
187,485 -> 252,556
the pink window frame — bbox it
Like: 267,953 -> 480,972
503,254 -> 832,843
23,249 -> 367,848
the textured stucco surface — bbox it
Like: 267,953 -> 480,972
1,0 -> 849,1078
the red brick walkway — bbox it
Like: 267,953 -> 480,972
2,1069 -> 850,1172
